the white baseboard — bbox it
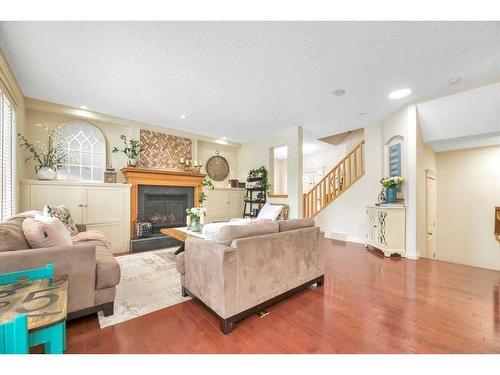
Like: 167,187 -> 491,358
325,232 -> 365,245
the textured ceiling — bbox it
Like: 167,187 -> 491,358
1,21 -> 500,143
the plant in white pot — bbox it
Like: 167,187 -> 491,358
186,206 -> 207,233
112,135 -> 141,167
18,129 -> 68,180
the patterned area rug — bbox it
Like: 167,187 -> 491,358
97,247 -> 190,328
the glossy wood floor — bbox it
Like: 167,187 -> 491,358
65,240 -> 500,353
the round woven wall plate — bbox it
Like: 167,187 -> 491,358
206,155 -> 230,181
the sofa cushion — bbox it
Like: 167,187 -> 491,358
22,215 -> 73,249
216,221 -> 279,246
176,252 -> 185,274
44,205 -> 79,236
0,217 -> 30,252
278,218 -> 315,232
95,247 -> 121,290
256,203 -> 283,220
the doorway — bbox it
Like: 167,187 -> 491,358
426,170 -> 437,259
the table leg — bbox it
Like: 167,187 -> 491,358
174,243 -> 185,255
43,322 -> 64,354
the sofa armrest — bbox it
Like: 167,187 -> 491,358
76,224 -> 87,232
184,238 -> 237,318
0,244 -> 97,313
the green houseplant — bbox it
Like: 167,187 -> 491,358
18,129 -> 68,180
380,176 -> 404,203
112,135 -> 141,167
248,166 -> 271,193
199,178 -> 215,204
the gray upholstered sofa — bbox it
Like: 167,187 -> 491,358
0,216 -> 120,319
176,218 -> 324,334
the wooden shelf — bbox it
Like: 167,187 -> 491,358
247,177 -> 264,182
246,187 -> 266,191
244,199 -> 266,203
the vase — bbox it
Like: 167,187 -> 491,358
386,186 -> 397,203
36,166 -> 56,180
190,217 -> 202,232
128,158 -> 137,167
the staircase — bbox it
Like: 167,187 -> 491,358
303,141 -> 365,218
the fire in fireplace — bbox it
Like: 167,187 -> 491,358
138,185 -> 194,234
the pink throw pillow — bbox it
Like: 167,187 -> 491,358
22,215 -> 73,249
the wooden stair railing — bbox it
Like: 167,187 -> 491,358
303,140 -> 365,218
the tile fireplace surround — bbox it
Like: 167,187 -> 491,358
121,168 -> 206,242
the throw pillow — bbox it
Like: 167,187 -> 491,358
23,215 -> 73,248
256,203 -> 282,221
43,205 -> 79,236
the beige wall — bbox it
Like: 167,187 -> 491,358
238,126 -> 303,218
21,99 -> 238,183
416,119 -> 437,258
436,145 -> 500,270
197,140 -> 239,187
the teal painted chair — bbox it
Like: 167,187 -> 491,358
0,264 -> 66,354
0,315 -> 29,354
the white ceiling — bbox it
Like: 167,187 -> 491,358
417,82 -> 500,152
2,21 -> 500,143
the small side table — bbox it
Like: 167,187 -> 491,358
0,276 -> 68,354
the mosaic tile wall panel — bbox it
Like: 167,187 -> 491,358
139,129 -> 192,169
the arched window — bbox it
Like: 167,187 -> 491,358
55,121 -> 106,182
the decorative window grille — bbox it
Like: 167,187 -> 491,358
0,87 -> 17,221
55,122 -> 106,182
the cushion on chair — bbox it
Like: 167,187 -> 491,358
278,218 -> 315,232
0,217 -> 30,252
22,215 -> 73,248
95,247 -> 121,290
43,205 -> 79,236
256,203 -> 283,220
216,221 -> 279,246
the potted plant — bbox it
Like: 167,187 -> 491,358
112,135 -> 141,167
380,176 -> 405,203
248,166 -> 271,193
18,130 -> 68,180
199,178 -> 215,204
186,206 -> 207,232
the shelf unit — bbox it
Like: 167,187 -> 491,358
243,177 -> 267,218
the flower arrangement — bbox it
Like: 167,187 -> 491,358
380,176 -> 404,188
112,135 -> 141,166
18,125 -> 69,180
380,176 -> 404,203
186,206 -> 207,232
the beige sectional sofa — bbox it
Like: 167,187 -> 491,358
0,216 -> 120,319
176,218 -> 324,334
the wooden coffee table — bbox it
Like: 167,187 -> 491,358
161,227 -> 205,254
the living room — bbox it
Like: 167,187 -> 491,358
1,2 -> 500,373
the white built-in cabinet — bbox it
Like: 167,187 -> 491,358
20,180 -> 131,253
204,187 -> 245,223
366,205 -> 406,257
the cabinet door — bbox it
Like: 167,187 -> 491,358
85,187 -> 125,224
206,190 -> 227,222
30,185 -> 84,223
376,210 -> 388,248
226,190 -> 244,219
86,222 -> 127,254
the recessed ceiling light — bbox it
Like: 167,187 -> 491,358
180,114 -> 187,119
388,88 -> 412,100
448,77 -> 461,85
80,105 -> 88,110
359,112 -> 367,116
332,89 -> 346,96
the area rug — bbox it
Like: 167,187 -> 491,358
97,247 -> 190,328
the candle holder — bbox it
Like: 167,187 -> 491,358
179,159 -> 202,173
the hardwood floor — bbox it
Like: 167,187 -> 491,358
65,239 -> 500,353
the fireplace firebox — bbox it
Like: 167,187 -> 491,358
131,185 -> 194,252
